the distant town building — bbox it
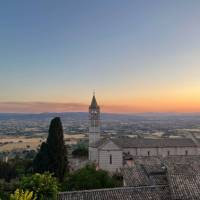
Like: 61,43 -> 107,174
0,155 -> 8,163
88,95 -> 200,172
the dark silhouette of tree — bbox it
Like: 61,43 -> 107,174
72,145 -> 88,157
47,117 -> 68,181
33,117 -> 68,181
33,142 -> 49,173
0,161 -> 17,182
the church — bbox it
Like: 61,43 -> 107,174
88,95 -> 200,172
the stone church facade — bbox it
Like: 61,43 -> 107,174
88,95 -> 200,172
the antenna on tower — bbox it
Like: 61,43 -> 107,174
93,89 -> 95,96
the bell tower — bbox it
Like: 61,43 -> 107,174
89,92 -> 100,145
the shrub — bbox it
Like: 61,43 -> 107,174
63,164 -> 119,191
10,189 -> 36,200
20,172 -> 59,200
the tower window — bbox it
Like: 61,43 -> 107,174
110,154 -> 112,164
185,150 -> 188,156
167,151 -> 170,156
148,151 -> 150,156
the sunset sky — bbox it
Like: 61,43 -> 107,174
0,1 -> 200,113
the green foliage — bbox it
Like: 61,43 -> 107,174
9,157 -> 33,177
0,158 -> 33,199
20,172 -> 58,200
111,173 -> 123,187
10,189 -> 36,200
0,179 -> 20,200
0,161 -> 17,182
72,143 -> 88,157
63,164 -> 121,191
33,117 -> 68,182
24,150 -> 37,160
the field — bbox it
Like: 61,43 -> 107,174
0,134 -> 86,152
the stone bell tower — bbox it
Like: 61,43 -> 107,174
89,93 -> 100,145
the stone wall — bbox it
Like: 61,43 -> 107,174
99,149 -> 123,172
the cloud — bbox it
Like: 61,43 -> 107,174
0,102 -> 88,113
0,102 -> 139,113
1,101 -> 200,113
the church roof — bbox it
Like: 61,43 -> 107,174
113,138 -> 196,148
90,138 -> 197,149
89,138 -> 109,148
89,95 -> 99,109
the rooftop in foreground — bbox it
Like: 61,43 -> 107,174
58,185 -> 170,200
58,156 -> 200,200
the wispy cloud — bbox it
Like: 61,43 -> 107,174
0,102 -> 88,113
0,102 -> 141,113
1,101 -> 200,113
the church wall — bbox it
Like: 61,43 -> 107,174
99,150 -> 123,172
123,148 -> 137,155
137,148 -> 158,156
158,147 -> 198,156
176,147 -> 197,155
158,147 -> 177,156
89,147 -> 98,162
123,146 -> 199,157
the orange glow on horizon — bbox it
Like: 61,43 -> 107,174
1,98 -> 200,113
1,85 -> 200,113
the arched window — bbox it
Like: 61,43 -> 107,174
167,151 -> 170,156
185,150 -> 188,156
148,151 -> 150,156
110,154 -> 112,164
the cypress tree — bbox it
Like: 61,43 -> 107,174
33,117 -> 68,181
47,117 -> 68,181
33,142 -> 49,173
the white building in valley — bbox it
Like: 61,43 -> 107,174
88,95 -> 200,172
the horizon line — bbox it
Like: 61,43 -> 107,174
1,101 -> 200,114
1,111 -> 200,115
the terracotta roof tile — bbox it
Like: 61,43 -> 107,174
58,186 -> 171,200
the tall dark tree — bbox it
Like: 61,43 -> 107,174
33,142 -> 50,173
47,117 -> 68,181
33,117 -> 68,181
0,161 -> 17,182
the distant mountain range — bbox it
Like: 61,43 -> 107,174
0,112 -> 200,121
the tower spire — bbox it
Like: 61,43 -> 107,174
88,93 -> 100,145
90,92 -> 99,109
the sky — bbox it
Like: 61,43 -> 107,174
0,0 -> 200,113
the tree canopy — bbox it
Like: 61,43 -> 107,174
63,164 -> 122,191
33,117 -> 68,181
72,143 -> 88,157
20,173 -> 58,200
